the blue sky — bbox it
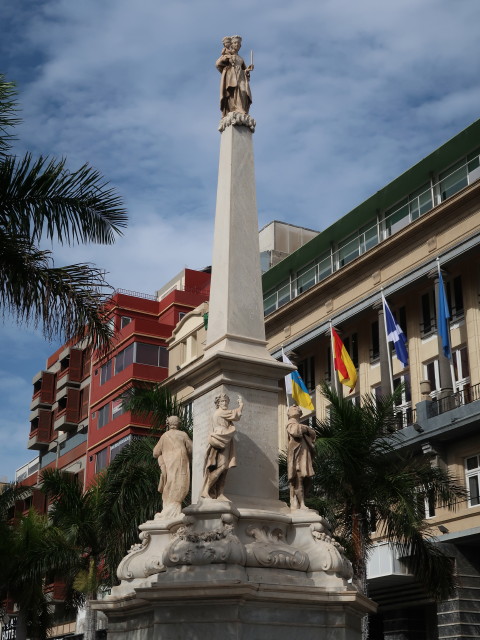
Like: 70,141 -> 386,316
1,0 -> 480,480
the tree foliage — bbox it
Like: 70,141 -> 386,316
0,74 -> 128,351
311,384 -> 466,599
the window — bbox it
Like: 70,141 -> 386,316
178,312 -> 186,321
136,342 -> 160,366
420,291 -> 436,336
298,356 -> 315,392
453,346 -> 470,400
120,316 -> 132,329
135,342 -> 168,368
440,159 -> 469,200
393,374 -> 412,429
98,404 -> 110,429
296,263 -> 317,295
317,253 -> 332,281
112,396 -> 126,419
359,221 -> 378,253
424,360 -> 440,394
115,344 -> 134,374
110,435 -> 132,462
100,360 -> 112,385
446,275 -> 464,321
95,448 -> 108,473
337,234 -> 359,267
343,333 -> 358,368
465,455 -> 480,507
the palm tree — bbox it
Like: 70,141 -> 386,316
312,384 -> 466,600
0,75 -> 128,351
40,469 -> 107,640
0,484 -> 78,640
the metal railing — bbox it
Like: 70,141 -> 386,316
428,383 -> 480,417
114,288 -> 158,301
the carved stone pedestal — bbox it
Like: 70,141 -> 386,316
95,502 -> 375,638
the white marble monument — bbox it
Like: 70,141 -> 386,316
94,37 -> 375,639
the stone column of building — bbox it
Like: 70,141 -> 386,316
382,608 -> 427,640
373,299 -> 392,395
436,542 -> 480,640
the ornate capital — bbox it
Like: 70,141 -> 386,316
219,112 -> 256,133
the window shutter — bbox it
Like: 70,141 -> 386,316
69,349 -> 83,382
80,385 -> 90,420
41,371 -> 56,404
38,409 -> 52,441
66,388 -> 81,423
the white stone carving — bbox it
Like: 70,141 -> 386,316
163,513 -> 246,567
218,111 -> 256,132
244,524 -> 309,571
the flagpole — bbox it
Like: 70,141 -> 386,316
381,290 -> 394,395
282,345 -> 291,408
329,320 -> 338,396
437,258 -> 456,394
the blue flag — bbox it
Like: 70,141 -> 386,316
383,296 -> 409,367
437,269 -> 451,359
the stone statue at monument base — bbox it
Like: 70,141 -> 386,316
153,415 -> 192,519
201,393 -> 243,500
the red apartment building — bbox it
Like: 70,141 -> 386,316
19,267 -> 211,494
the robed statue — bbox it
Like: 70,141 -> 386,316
216,35 -> 253,116
153,415 -> 192,519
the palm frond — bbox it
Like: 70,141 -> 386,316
121,384 -> 190,434
0,75 -> 20,158
97,437 -> 162,582
0,228 -> 113,350
0,153 -> 127,245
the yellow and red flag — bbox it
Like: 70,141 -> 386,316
331,327 -> 357,392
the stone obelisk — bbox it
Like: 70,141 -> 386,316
95,37 -> 375,639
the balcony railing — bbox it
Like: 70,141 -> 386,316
428,383 -> 480,417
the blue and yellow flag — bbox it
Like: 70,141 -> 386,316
291,369 -> 315,412
282,350 -> 314,411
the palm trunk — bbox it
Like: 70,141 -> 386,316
352,511 -> 369,640
15,611 -> 28,640
84,596 -> 98,640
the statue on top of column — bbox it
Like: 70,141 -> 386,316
216,35 -> 253,116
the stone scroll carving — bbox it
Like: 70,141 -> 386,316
308,523 -> 353,578
153,415 -> 192,520
245,525 -> 309,571
201,394 -> 243,500
216,35 -> 253,117
118,531 -> 166,580
163,513 -> 246,567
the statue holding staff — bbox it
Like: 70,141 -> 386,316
286,405 -> 316,510
216,35 -> 253,116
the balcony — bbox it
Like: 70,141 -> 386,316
56,348 -> 83,391
30,371 -> 56,410
15,457 -> 39,485
28,410 -> 52,450
54,409 -> 79,432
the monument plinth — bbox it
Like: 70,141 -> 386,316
94,37 -> 375,639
